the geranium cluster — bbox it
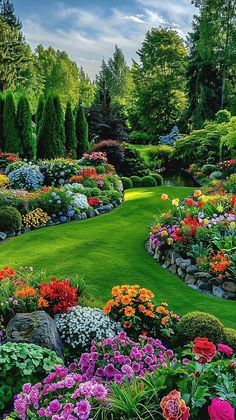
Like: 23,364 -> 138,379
55,306 -> 122,351
79,332 -> 174,383
14,365 -> 107,420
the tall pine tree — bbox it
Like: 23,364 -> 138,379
53,95 -> 66,146
0,93 -> 4,150
37,95 -> 64,159
65,101 -> 77,158
75,103 -> 89,158
0,0 -> 22,32
17,94 -> 34,160
35,94 -> 45,134
4,90 -> 21,153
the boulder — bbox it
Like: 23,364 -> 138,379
0,232 -> 6,240
168,264 -> 177,274
179,259 -> 191,270
186,264 -> 198,274
222,282 -> 236,293
177,267 -> 185,279
212,286 -> 224,298
170,252 -> 180,265
97,205 -> 111,213
6,311 -> 64,359
185,274 -> 196,284
162,260 -> 171,269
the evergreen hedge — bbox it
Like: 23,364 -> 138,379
65,101 -> 77,158
75,104 -> 89,158
4,90 -> 21,154
17,95 -> 34,160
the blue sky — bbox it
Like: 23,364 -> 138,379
14,0 -> 196,78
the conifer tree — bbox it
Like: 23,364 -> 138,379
75,103 -> 89,158
37,95 -> 64,159
65,101 -> 77,158
35,94 -> 45,134
0,93 -> 4,150
3,90 -> 21,153
17,94 -> 34,160
53,94 -> 66,145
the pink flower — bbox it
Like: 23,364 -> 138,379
208,398 -> 235,420
217,344 -> 234,357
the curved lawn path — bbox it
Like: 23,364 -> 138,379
0,187 -> 235,328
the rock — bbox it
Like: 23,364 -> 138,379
176,258 -> 184,267
93,209 -> 100,216
168,264 -> 177,274
80,212 -> 87,219
0,232 -> 6,240
170,252 -> 180,265
186,264 -> 198,274
196,280 -> 205,287
213,286 -> 224,298
179,259 -> 191,270
112,201 -> 118,208
188,284 -> 199,291
162,261 -> 171,269
199,282 -> 212,291
97,205 -> 111,213
185,274 -> 196,284
223,291 -> 236,300
75,214 -> 82,221
23,227 -> 31,233
222,282 -> 236,293
154,251 -> 161,261
178,267 -> 185,278
6,232 -> 15,237
208,277 -> 221,286
86,210 -> 95,218
195,272 -> 212,280
6,311 -> 64,359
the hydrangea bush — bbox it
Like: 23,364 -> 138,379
8,164 -> 44,191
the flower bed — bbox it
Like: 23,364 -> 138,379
0,153 -> 123,240
147,188 -> 236,300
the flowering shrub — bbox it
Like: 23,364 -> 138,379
8,164 -> 44,191
80,152 -> 108,166
39,159 -> 78,186
0,174 -> 9,188
13,365 -> 107,420
79,332 -> 174,383
22,208 -> 51,228
87,196 -> 101,207
0,152 -> 18,171
104,285 -> 179,340
38,278 -> 78,315
55,306 -> 122,351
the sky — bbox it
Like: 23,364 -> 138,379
13,0 -> 196,79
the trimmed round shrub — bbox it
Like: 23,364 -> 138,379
0,342 -> 62,414
120,177 -> 133,190
0,206 -> 22,232
176,311 -> 225,345
224,327 -> 236,352
215,109 -> 231,124
150,173 -> 163,186
142,175 -> 157,187
130,176 -> 142,187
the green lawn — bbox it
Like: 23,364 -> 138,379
0,187 -> 235,328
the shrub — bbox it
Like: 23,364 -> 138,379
55,306 -> 122,352
148,145 -> 173,168
3,90 -> 21,154
91,140 -> 124,171
38,159 -> 78,186
22,208 -> 51,228
215,109 -> 231,124
201,164 -> 216,175
142,175 -> 157,187
53,95 -> 66,147
120,143 -> 148,177
64,101 -> 77,158
0,206 -> 22,232
130,176 -> 142,187
209,170 -> 223,180
120,177 -> 133,189
176,311 -> 225,345
0,93 -> 4,151
129,131 -> 155,144
17,94 -> 34,160
8,164 -> 44,191
35,94 -> 45,135
150,173 -> 163,186
0,174 -> 9,188
0,342 -> 62,414
75,103 -> 89,158
224,327 -> 236,352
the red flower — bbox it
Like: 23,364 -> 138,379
197,201 -> 204,208
39,278 -> 78,314
87,197 -> 101,207
186,198 -> 194,206
193,337 -> 216,363
160,390 -> 190,420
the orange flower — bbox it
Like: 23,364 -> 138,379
121,295 -> 132,305
15,287 -> 36,298
120,285 -> 129,293
156,306 -> 168,315
193,189 -> 202,198
161,316 -> 169,325
141,330 -> 148,336
139,294 -> 149,302
128,288 -> 138,298
146,310 -> 155,318
37,296 -> 49,308
124,321 -> 132,329
124,306 -> 135,317
111,286 -> 121,297
103,304 -> 112,314
161,193 -> 169,201
147,302 -> 154,311
138,304 -> 146,313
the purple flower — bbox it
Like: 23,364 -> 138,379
74,400 -> 91,420
48,399 -> 62,414
104,363 -> 116,378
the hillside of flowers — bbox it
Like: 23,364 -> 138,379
0,266 -> 235,419
147,161 -> 236,300
0,152 -> 123,238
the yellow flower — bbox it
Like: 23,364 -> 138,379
230,222 -> 236,229
160,230 -> 168,237
167,238 -> 174,245
217,205 -> 223,212
203,219 -> 209,225
161,193 -> 169,201
193,190 -> 202,198
172,198 -> 180,207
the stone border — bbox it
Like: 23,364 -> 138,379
0,198 -> 123,242
147,247 -> 236,300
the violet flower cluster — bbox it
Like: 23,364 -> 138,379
79,331 -> 174,383
149,224 -> 177,251
14,365 -> 107,420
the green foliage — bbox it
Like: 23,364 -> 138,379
0,342 -> 62,414
150,173 -> 163,186
201,164 -> 216,175
177,311 -> 225,345
0,92 -> 4,150
75,103 -> 89,158
130,176 -> 142,187
17,94 -> 34,159
65,101 -> 77,158
120,143 -> 148,177
129,131 -> 155,145
224,327 -> 236,352
53,94 -> 66,146
148,145 -> 173,169
3,90 -> 21,153
120,177 -> 133,190
91,140 -> 125,172
220,117 -> 236,159
35,94 -> 45,135
0,205 -> 22,232
142,175 -> 157,187
216,109 -> 231,123
37,95 -> 64,159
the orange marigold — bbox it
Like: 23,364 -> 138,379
124,306 -> 135,317
111,286 -> 121,297
15,287 -> 36,298
121,295 -> 132,305
37,296 -> 49,308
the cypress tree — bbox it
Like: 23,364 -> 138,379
35,94 -> 45,134
37,95 -> 64,159
4,90 -> 21,154
53,95 -> 66,146
0,93 -> 4,150
75,104 -> 89,158
65,101 -> 77,158
17,94 -> 34,160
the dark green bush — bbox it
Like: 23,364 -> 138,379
215,109 -> 231,124
0,206 -> 22,232
129,131 -> 155,145
176,311 -> 225,345
142,176 -> 157,187
201,164 -> 216,175
148,145 -> 173,168
150,173 -> 163,186
130,176 -> 143,187
224,327 -> 236,352
0,342 -> 62,414
120,143 -> 148,178
120,177 -> 133,190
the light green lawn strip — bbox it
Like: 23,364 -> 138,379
0,187 -> 235,328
